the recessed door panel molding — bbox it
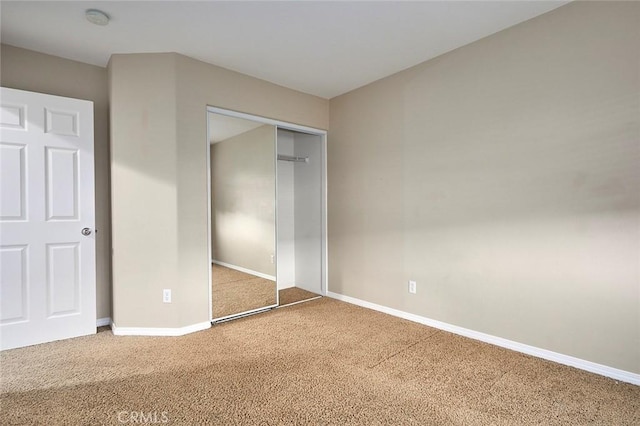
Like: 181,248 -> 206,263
46,243 -> 80,317
45,108 -> 79,137
0,245 -> 29,324
0,143 -> 27,221
45,147 -> 79,221
0,87 -> 95,351
0,104 -> 26,130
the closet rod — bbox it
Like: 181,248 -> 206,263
278,154 -> 308,163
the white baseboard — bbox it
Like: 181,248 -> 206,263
111,321 -> 211,337
96,317 -> 111,327
212,260 -> 276,281
326,291 -> 640,386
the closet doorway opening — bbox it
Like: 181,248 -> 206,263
276,129 -> 324,306
207,107 -> 327,322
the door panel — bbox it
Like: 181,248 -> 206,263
46,243 -> 80,317
0,245 -> 28,324
0,87 -> 96,350
45,147 -> 79,220
0,104 -> 26,130
0,143 -> 26,220
45,108 -> 79,136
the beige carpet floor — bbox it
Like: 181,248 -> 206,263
212,264 -> 277,319
212,264 -> 321,318
1,298 -> 638,425
278,287 -> 320,306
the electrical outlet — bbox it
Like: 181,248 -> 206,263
408,280 -> 417,294
163,289 -> 172,303
270,254 -> 275,264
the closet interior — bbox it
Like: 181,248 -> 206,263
276,129 -> 324,304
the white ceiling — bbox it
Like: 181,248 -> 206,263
0,1 -> 568,99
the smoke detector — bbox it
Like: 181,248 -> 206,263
85,9 -> 110,26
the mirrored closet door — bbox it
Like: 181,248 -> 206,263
209,113 -> 278,321
208,107 -> 327,322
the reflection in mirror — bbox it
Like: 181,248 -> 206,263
209,113 -> 277,320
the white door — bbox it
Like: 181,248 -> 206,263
0,87 -> 96,350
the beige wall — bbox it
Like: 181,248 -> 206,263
110,52 -> 328,328
328,1 -> 640,373
1,44 -> 112,320
211,125 -> 276,276
109,54 -> 179,328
